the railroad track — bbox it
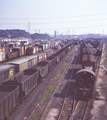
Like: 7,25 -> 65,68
57,51 -> 81,120
39,46 -> 80,120
69,98 -> 93,120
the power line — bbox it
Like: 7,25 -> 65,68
1,18 -> 107,25
0,12 -> 107,20
23,24 -> 106,31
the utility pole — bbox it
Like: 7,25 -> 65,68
68,30 -> 70,39
28,22 -> 30,33
73,30 -> 74,39
103,29 -> 104,38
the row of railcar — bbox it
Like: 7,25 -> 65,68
0,50 -> 55,84
0,42 -> 75,120
0,41 -> 75,120
0,42 -> 74,85
0,40 -> 61,62
76,41 -> 97,98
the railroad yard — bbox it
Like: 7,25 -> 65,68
1,38 -> 107,120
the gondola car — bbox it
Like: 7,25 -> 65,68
0,42 -> 73,120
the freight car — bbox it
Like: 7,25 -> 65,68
76,45 -> 96,98
0,43 -> 73,120
26,46 -> 38,55
0,40 -> 73,62
76,69 -> 96,98
7,55 -> 38,73
0,65 -> 15,85
0,42 -> 73,84
0,85 -> 20,120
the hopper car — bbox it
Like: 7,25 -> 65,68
0,41 -> 76,120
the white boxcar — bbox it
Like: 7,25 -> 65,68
0,52 -> 6,62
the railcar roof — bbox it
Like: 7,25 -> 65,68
0,65 -> 15,73
37,52 -> 46,56
7,55 -> 37,64
76,69 -> 96,77
44,49 -> 53,52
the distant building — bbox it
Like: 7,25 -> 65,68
54,31 -> 56,38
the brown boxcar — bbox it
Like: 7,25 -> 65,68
37,53 -> 46,63
6,51 -> 19,60
44,49 -> 53,58
26,46 -> 38,55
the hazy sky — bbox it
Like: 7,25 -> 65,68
0,0 -> 107,35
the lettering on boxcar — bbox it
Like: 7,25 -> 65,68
9,68 -> 14,77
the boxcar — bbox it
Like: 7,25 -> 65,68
35,44 -> 47,52
0,65 -> 15,84
24,45 -> 29,55
12,46 -> 25,56
25,55 -> 38,68
6,51 -> 19,60
7,55 -> 38,73
0,85 -> 20,120
44,49 -> 53,58
7,57 -> 28,73
0,47 -> 8,52
37,53 -> 46,63
0,52 -> 6,62
26,46 -> 38,55
49,41 -> 55,48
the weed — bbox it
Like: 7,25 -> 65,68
40,85 -> 55,103
34,112 -> 43,120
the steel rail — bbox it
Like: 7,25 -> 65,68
39,46 -> 78,120
57,49 -> 80,120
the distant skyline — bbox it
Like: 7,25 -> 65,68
0,0 -> 107,35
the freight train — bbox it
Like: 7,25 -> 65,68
75,42 -> 97,98
0,41 -> 75,120
0,41 -> 75,85
0,40 -> 63,62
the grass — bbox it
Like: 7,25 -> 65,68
35,112 -> 43,120
58,63 -> 67,73
71,45 -> 78,54
40,85 -> 55,103
34,103 -> 38,110
28,114 -> 34,120
40,61 -> 68,103
100,70 -> 106,96
29,48 -> 72,119
100,83 -> 105,96
52,74 -> 61,83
